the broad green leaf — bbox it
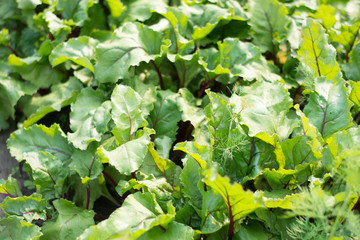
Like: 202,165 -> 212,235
343,43 -> 360,81
98,128 -> 152,175
204,91 -> 232,141
148,90 -> 182,142
7,124 -> 73,198
111,84 -> 148,143
199,38 -> 282,82
56,0 -> 98,26
0,76 -> 37,130
248,0 -> 290,54
350,81 -> 360,111
41,199 -> 95,240
70,174 -> 102,210
180,157 -> 202,209
303,78 -> 353,138
233,81 -> 298,146
49,36 -> 98,72
41,10 -> 72,38
68,88 -> 111,150
0,177 -> 22,198
78,192 -> 175,240
326,127 -> 360,158
7,124 -> 73,163
200,189 -> 228,234
23,77 -> 83,127
145,142 -> 182,192
138,221 -> 195,240
94,22 -> 167,83
203,168 -> 261,222
0,216 -> 42,239
17,0 -> 41,10
311,4 -> 336,31
275,136 -> 318,169
331,21 -> 360,54
234,220 -> 273,240
177,88 -> 205,130
0,193 -> 48,222
174,141 -> 209,169
297,19 -> 341,84
8,54 -> 66,88
121,0 -> 167,22
69,143 -> 103,182
106,0 -> 125,17
186,4 -> 233,40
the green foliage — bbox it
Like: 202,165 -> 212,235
1,0 -> 360,239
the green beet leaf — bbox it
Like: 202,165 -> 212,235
0,193 -> 48,222
148,90 -> 182,142
248,0 -> 290,55
0,177 -> 22,199
68,87 -> 111,150
343,43 -> 360,81
137,221 -> 195,240
0,76 -> 37,130
297,19 -> 341,84
111,84 -> 149,143
203,168 -> 261,226
23,77 -> 83,127
94,22 -> 167,83
56,0 -> 98,26
8,54 -> 66,89
49,36 -> 98,72
41,199 -> 95,240
303,77 -> 353,138
233,81 -> 298,146
78,192 -> 175,239
0,216 -> 42,240
98,128 -> 152,175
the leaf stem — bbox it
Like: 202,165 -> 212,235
345,26 -> 360,62
102,170 -> 118,187
197,75 -> 220,98
151,60 -> 165,90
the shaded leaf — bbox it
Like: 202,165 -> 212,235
0,216 -> 42,239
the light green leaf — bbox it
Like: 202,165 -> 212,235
69,143 -> 103,181
0,76 -> 37,130
180,157 -> 202,210
350,81 -> 360,111
7,124 -> 73,198
0,193 -> 48,222
41,199 -> 95,240
68,88 -> 111,150
111,84 -> 148,143
8,54 -> 66,88
303,77 -> 353,138
138,221 -> 194,240
343,43 -> 360,81
311,4 -> 336,31
186,4 -> 233,40
122,0 -> 167,22
331,21 -> 360,54
233,81 -> 298,145
56,0 -> 98,26
174,141 -> 209,169
0,216 -> 42,240
326,127 -> 360,158
49,36 -> 98,72
0,177 -> 22,198
98,128 -> 152,175
297,19 -> 341,84
78,192 -> 175,240
23,77 -> 83,127
106,0 -> 125,18
248,0 -> 290,54
17,0 -> 41,10
94,22 -> 167,83
203,168 -> 261,222
177,88 -> 205,130
148,90 -> 182,142
42,10 -> 72,38
275,136 -> 318,169
199,38 -> 282,82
